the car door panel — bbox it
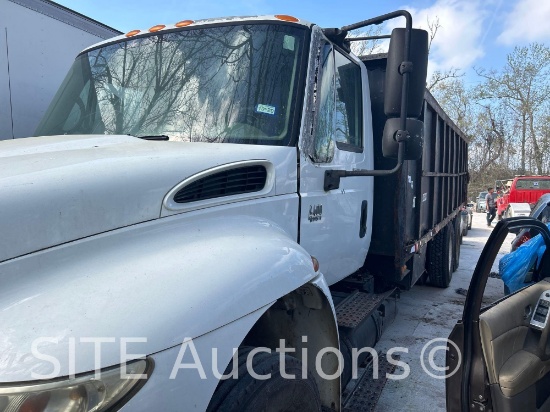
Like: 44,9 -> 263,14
447,217 -> 550,412
479,280 -> 550,400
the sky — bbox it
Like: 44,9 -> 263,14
53,0 -> 550,83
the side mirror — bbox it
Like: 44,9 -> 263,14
384,28 -> 429,119
382,118 -> 423,160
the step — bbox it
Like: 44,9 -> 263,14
336,289 -> 396,330
343,354 -> 399,412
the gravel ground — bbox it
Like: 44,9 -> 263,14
373,211 -> 512,411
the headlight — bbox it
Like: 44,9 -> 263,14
0,359 -> 149,412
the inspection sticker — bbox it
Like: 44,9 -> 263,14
255,104 -> 276,115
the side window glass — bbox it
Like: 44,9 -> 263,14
334,51 -> 362,149
477,224 -> 550,309
312,44 -> 335,163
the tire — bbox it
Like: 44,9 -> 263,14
207,347 -> 322,412
453,219 -> 461,272
427,223 -> 454,288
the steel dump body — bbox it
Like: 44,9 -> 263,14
360,55 -> 468,288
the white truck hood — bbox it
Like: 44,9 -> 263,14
0,134 -> 297,263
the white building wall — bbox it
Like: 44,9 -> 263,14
0,0 -> 119,139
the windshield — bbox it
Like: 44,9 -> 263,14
35,24 -> 306,145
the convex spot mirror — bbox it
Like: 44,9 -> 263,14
382,117 -> 423,160
384,28 -> 429,118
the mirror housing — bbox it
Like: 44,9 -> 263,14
384,28 -> 429,119
382,118 -> 423,160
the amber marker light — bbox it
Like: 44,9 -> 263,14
125,29 -> 140,37
149,24 -> 166,33
311,256 -> 320,272
175,20 -> 194,27
274,15 -> 299,22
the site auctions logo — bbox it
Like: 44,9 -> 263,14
17,336 -> 461,381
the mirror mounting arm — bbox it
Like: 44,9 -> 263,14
323,143 -> 405,191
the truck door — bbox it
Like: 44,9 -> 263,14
299,33 -> 374,286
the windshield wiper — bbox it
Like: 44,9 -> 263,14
132,134 -> 170,141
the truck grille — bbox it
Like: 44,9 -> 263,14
174,165 -> 267,203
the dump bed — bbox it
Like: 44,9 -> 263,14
360,54 -> 468,287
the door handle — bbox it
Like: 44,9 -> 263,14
524,305 -> 532,320
359,200 -> 368,238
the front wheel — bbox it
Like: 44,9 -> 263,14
207,348 -> 322,412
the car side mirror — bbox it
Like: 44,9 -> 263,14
382,28 -> 428,160
384,28 -> 429,119
382,117 -> 423,160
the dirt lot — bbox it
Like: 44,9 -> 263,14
374,211 -> 508,411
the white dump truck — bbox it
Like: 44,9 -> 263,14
0,11 -> 467,411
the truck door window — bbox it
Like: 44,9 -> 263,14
334,50 -> 363,150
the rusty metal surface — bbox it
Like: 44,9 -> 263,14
343,354 -> 399,412
336,290 -> 395,329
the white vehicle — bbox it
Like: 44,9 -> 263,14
0,12 -> 468,411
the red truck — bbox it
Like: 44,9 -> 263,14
496,176 -> 550,219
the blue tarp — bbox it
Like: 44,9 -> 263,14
499,225 -> 550,293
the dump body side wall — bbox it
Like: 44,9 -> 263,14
360,55 -> 468,285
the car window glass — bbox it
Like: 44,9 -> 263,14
334,50 -> 362,149
516,179 -> 550,190
481,224 -> 550,310
540,206 -> 550,223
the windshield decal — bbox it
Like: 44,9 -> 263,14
255,104 -> 277,116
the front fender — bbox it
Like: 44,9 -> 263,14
122,274 -> 339,412
0,198 -> 318,382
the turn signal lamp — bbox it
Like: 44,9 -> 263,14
125,29 -> 140,37
149,24 -> 166,32
175,20 -> 194,27
275,15 -> 299,22
311,256 -> 320,272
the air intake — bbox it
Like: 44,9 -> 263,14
174,165 -> 267,204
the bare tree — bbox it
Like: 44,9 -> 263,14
424,16 -> 464,93
476,43 -> 550,174
426,16 -> 440,54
